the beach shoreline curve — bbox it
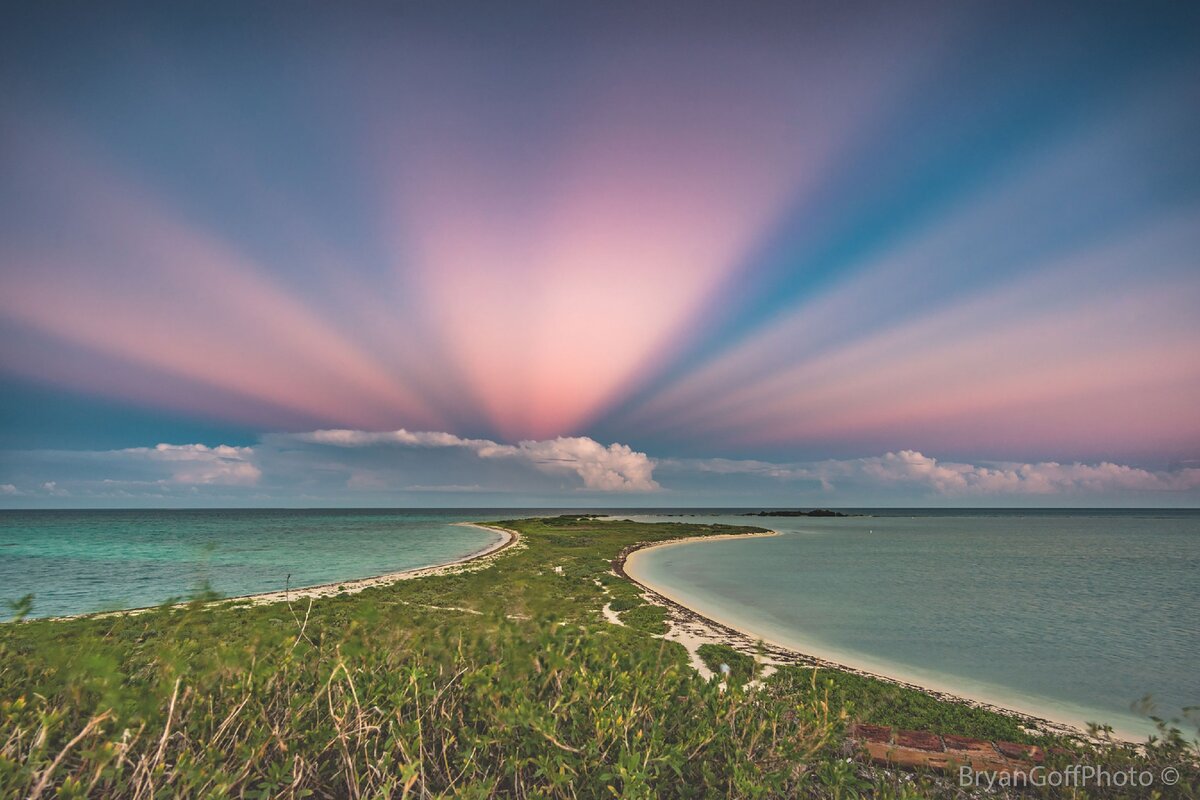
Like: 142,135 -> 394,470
617,530 -> 1117,743
45,522 -> 519,622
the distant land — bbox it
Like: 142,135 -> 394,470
742,509 -> 852,517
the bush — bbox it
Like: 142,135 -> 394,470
697,643 -> 757,684
0,617 -> 840,798
4,516 -> 1194,799
607,596 -> 640,613
618,604 -> 670,635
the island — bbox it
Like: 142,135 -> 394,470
0,516 -> 1184,798
742,508 -> 852,517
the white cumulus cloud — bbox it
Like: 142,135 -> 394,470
3,434 -> 1196,506
511,437 -> 659,491
846,450 -> 1200,495
133,443 -> 262,486
288,429 -> 658,491
665,449 -> 1200,497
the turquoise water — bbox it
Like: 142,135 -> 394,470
623,510 -> 1200,739
0,510 -> 507,619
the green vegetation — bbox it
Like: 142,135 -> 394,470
616,604 -> 669,635
778,667 -> 1032,742
697,643 -> 758,684
0,516 -> 1195,798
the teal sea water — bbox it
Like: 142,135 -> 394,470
623,510 -> 1200,740
0,510 -> 508,619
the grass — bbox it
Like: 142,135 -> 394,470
779,667 -> 1035,742
1,516 -> 1195,798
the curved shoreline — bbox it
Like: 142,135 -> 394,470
47,522 -> 519,621
618,530 -> 1121,743
240,522 -> 518,606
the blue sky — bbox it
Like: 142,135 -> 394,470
1,1 -> 1199,507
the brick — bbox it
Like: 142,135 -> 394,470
852,727 -> 1037,782
942,734 -> 995,755
864,742 -> 955,772
864,742 -> 934,769
895,729 -> 944,751
866,742 -> 1033,781
849,723 -> 893,743
996,741 -> 1044,762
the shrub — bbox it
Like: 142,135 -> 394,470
697,643 -> 758,684
618,604 -> 670,635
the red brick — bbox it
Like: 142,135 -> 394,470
850,723 -> 893,743
896,729 -> 944,752
996,741 -> 1044,762
943,735 -> 996,756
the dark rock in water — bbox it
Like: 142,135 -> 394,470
742,509 -> 850,517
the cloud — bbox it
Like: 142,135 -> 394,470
133,443 -> 263,486
296,429 -> 487,449
838,450 -> 1200,495
2,434 -> 1196,506
0,443 -> 260,499
288,429 -> 658,491
666,449 -> 1200,497
0,429 -> 658,503
512,437 -> 659,491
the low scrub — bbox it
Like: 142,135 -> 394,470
1,516 -> 1195,799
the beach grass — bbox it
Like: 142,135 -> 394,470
1,516 -> 1195,798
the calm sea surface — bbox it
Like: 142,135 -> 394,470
0,509 -> 512,619
622,510 -> 1200,739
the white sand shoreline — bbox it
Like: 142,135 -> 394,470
621,531 -> 1131,744
45,522 -> 518,622
238,522 -> 518,606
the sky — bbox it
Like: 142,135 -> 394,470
1,1 -> 1198,508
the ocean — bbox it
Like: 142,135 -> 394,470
620,509 -> 1200,740
0,509 -> 511,619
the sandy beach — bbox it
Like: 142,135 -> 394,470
619,531 -> 1113,743
237,522 -> 520,606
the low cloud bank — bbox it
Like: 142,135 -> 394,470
0,429 -> 658,501
666,449 -> 1200,496
856,450 -> 1200,494
1,433 -> 1196,505
131,443 -> 262,486
0,442 -> 261,498
288,429 -> 658,491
